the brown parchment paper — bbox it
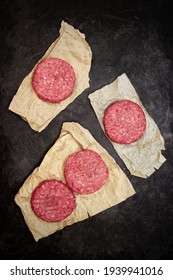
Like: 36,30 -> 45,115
9,21 -> 92,132
88,73 -> 166,178
15,122 -> 135,241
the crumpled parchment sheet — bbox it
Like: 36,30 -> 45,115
15,122 -> 135,241
88,73 -> 166,178
9,21 -> 92,132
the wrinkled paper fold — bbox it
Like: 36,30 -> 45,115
88,73 -> 166,178
9,21 -> 92,132
15,122 -> 135,241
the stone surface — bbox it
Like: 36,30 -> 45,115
0,0 -> 173,259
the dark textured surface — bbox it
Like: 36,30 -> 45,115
0,0 -> 173,260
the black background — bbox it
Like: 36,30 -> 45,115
0,0 -> 173,260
